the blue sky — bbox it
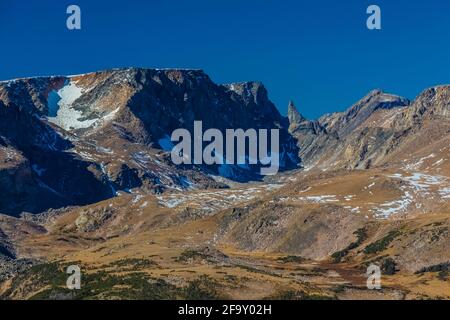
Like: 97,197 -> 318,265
1,0 -> 449,118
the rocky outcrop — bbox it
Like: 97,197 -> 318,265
399,85 -> 450,127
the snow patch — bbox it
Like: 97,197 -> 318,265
374,171 -> 450,219
372,191 -> 413,219
132,194 -> 144,204
404,154 -> 436,170
47,81 -> 97,130
439,187 -> 450,199
298,195 -> 338,203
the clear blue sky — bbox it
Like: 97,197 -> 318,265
1,0 -> 449,119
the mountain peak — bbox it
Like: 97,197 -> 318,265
367,88 -> 383,96
287,100 -> 306,124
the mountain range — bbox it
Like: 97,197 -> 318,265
0,68 -> 449,300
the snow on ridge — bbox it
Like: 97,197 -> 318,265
0,71 -> 101,84
67,72 -> 96,78
0,76 -> 52,84
0,79 -> 15,84
0,74 -> 72,85
0,68 -> 206,84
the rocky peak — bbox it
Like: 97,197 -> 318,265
287,100 -> 306,125
287,100 -> 324,136
321,89 -> 410,138
348,89 -> 410,117
224,81 -> 282,120
225,81 -> 264,101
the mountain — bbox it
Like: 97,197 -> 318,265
0,69 -> 448,300
0,68 -> 298,215
287,88 -> 449,170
